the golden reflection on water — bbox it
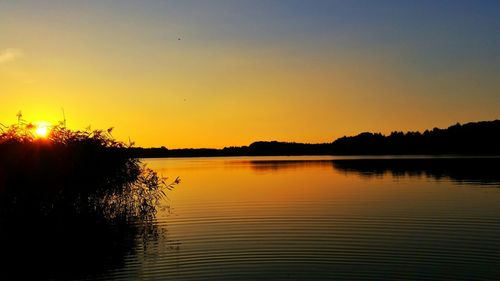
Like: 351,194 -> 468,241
133,157 -> 500,281
148,157 -> 499,219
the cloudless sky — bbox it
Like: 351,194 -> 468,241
1,0 -> 499,148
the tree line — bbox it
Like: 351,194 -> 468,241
130,120 -> 500,157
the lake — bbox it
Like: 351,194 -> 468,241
4,156 -> 500,280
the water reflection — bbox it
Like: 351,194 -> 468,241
245,159 -> 334,172
152,157 -> 500,280
0,166 -> 176,281
248,157 -> 500,185
0,196 -> 168,281
2,157 -> 499,280
0,138 -> 179,280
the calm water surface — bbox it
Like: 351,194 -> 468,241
98,157 -> 499,280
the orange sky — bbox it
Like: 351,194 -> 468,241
1,1 -> 499,148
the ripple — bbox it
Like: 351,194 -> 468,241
92,157 -> 500,281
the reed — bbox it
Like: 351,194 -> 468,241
0,118 -> 179,221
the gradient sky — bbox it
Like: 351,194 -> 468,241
1,0 -> 499,148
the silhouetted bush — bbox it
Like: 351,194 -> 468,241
0,120 -> 179,220
0,119 -> 179,280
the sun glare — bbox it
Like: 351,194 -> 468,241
34,122 -> 51,138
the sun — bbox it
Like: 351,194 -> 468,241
34,122 -> 51,138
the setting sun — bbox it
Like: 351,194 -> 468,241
34,122 -> 51,138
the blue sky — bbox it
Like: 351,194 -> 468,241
1,1 -> 499,147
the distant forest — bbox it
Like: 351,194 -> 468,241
130,120 -> 500,157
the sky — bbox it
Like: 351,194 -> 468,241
1,0 -> 499,148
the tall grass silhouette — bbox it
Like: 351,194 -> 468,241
0,117 -> 179,280
0,118 -> 179,219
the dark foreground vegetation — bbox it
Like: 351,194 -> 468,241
131,120 -> 500,157
0,120 -> 178,280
